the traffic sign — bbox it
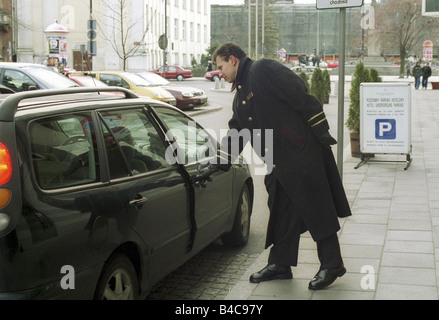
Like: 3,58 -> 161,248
87,30 -> 97,40
316,0 -> 363,9
87,41 -> 97,56
158,34 -> 168,50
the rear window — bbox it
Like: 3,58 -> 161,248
29,113 -> 100,190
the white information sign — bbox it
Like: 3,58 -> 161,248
360,83 -> 411,154
316,0 -> 364,9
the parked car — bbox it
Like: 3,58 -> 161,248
327,61 -> 339,69
137,71 -> 207,111
291,66 -> 316,76
0,87 -> 253,299
204,70 -> 220,82
150,65 -> 192,81
68,74 -> 124,97
68,74 -> 109,88
0,62 -> 80,92
90,71 -> 177,107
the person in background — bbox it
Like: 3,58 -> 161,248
412,62 -> 423,90
422,63 -> 432,90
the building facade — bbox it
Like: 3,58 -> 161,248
212,2 -> 371,59
14,0 -> 210,71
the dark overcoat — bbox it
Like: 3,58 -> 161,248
218,56 -> 351,244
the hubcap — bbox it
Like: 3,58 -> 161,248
103,268 -> 134,300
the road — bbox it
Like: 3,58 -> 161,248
147,77 -> 349,300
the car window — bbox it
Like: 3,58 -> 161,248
2,69 -> 38,92
25,67 -> 79,89
169,66 -> 177,72
153,107 -> 216,165
29,113 -> 100,190
99,74 -> 130,89
99,108 -> 170,179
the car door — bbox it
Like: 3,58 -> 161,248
151,106 -> 234,251
97,107 -> 191,280
166,66 -> 178,79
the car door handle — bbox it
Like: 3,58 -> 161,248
129,196 -> 148,207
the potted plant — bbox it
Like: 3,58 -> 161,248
346,62 -> 371,158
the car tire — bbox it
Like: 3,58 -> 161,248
176,74 -> 184,81
212,75 -> 219,82
221,184 -> 251,247
94,254 -> 139,300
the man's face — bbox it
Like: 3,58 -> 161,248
216,55 -> 238,83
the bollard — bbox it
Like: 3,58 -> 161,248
220,78 -> 225,89
215,77 -> 220,89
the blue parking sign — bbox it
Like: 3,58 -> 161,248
375,119 -> 396,140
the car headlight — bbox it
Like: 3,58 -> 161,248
154,92 -> 163,99
183,92 -> 194,98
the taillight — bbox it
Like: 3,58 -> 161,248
0,188 -> 10,208
0,142 -> 12,185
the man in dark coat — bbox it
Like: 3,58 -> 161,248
212,42 -> 352,290
422,63 -> 432,89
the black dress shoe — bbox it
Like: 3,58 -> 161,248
308,265 -> 346,290
249,264 -> 292,283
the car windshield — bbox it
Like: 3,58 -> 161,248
26,68 -> 80,88
73,76 -> 108,88
120,73 -> 151,87
137,72 -> 169,86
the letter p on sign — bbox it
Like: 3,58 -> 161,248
376,119 -> 396,140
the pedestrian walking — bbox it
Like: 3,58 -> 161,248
211,42 -> 352,291
413,62 -> 423,90
422,63 -> 432,89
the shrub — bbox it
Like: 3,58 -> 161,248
299,72 -> 310,92
310,68 -> 325,105
346,62 -> 371,134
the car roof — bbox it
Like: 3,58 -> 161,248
0,62 -> 50,70
0,87 -> 170,122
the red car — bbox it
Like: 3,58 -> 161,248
204,70 -> 220,81
150,65 -> 192,81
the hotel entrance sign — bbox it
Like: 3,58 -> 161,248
316,0 -> 363,9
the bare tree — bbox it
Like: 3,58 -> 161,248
374,0 -> 439,77
99,0 -> 151,71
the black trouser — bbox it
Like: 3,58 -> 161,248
266,176 -> 343,268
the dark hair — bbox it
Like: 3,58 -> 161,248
213,42 -> 247,62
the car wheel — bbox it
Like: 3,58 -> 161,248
212,75 -> 219,82
221,184 -> 251,247
176,74 -> 184,81
94,254 -> 139,300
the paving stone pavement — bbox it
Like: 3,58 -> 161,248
147,242 -> 260,300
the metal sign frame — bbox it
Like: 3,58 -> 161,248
355,83 -> 412,170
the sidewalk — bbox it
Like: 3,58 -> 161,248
225,77 -> 439,300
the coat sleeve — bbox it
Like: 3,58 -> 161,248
252,59 -> 331,138
216,106 -> 249,168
